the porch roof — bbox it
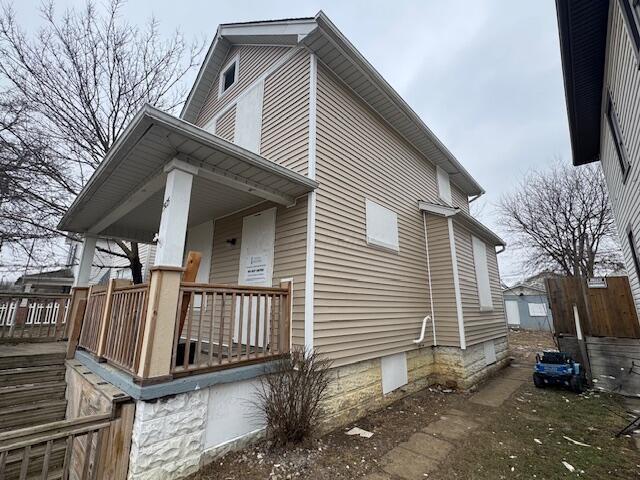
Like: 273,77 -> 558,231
58,105 -> 317,242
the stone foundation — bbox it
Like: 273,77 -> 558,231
321,336 -> 509,430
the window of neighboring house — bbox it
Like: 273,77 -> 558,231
471,235 -> 493,311
606,93 -> 631,181
528,303 -> 547,317
365,199 -> 399,252
620,0 -> 640,61
219,56 -> 239,97
628,225 -> 640,281
436,166 -> 452,205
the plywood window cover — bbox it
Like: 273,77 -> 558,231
528,302 -> 547,317
219,54 -> 240,98
365,199 -> 399,252
471,235 -> 493,311
437,166 -> 452,205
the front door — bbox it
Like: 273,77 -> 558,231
505,300 -> 521,326
235,208 -> 276,348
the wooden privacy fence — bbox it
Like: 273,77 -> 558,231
171,282 -> 291,375
0,414 -> 111,480
77,280 -> 148,376
0,293 -> 70,342
546,276 -> 640,338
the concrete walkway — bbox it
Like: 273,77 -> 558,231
364,364 -> 531,480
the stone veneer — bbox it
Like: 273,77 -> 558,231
128,389 -> 209,480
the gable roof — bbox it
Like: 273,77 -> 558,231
556,0 -> 610,166
502,282 -> 547,295
181,12 -> 485,196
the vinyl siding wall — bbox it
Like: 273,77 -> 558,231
451,185 -> 470,213
209,198 -> 308,347
214,106 -> 235,141
425,215 -> 461,346
195,45 -> 292,128
314,65 -> 439,366
453,223 -> 507,345
602,2 -> 640,314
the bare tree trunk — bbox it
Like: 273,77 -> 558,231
130,242 -> 143,284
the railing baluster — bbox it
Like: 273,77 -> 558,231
246,294 -> 253,360
262,294 -> 269,357
227,293 -> 235,363
0,450 -> 6,478
40,439 -> 53,480
18,444 -> 30,480
81,430 -> 94,480
62,434 -> 73,480
219,293 -> 227,363
195,293 -> 204,367
208,293 -> 216,366
183,292 -> 195,369
254,295 -> 261,359
234,294 -> 242,362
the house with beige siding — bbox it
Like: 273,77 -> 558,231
557,0 -> 640,317
56,12 -> 508,479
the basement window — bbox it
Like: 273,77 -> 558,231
606,93 -> 631,182
620,0 -> 640,62
219,56 -> 239,97
628,225 -> 640,282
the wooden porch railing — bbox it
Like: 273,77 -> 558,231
0,293 -> 71,342
101,284 -> 148,373
77,286 -> 108,355
171,282 -> 291,375
0,413 -> 111,480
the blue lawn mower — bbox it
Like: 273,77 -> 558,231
533,351 -> 586,394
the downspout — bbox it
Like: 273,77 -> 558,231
422,213 -> 437,345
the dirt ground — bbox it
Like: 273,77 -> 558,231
190,330 -> 640,480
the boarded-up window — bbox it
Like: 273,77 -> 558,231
472,235 -> 493,311
437,166 -> 452,205
365,199 -> 399,252
606,93 -> 631,180
234,81 -> 264,154
528,302 -> 547,317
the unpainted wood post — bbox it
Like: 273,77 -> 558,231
65,287 -> 89,359
137,267 -> 184,379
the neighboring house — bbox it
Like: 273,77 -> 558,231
14,268 -> 74,294
503,282 -> 554,331
57,13 -> 508,478
556,0 -> 640,316
67,238 -> 157,285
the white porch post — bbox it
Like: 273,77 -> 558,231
138,160 -> 195,379
74,234 -> 97,287
154,163 -> 195,267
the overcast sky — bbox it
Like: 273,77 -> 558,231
10,0 -> 571,284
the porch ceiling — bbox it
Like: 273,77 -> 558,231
58,105 -> 317,242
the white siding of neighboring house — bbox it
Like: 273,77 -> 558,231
602,2 -> 640,314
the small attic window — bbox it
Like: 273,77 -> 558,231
219,56 -> 239,97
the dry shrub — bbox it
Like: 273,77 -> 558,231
254,347 -> 332,447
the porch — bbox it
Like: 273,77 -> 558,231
56,105 -> 316,384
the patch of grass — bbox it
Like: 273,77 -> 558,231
434,383 -> 640,479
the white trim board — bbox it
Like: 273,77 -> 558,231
304,52 -> 318,352
448,217 -> 466,349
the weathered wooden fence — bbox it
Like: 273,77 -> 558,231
546,276 -> 640,338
